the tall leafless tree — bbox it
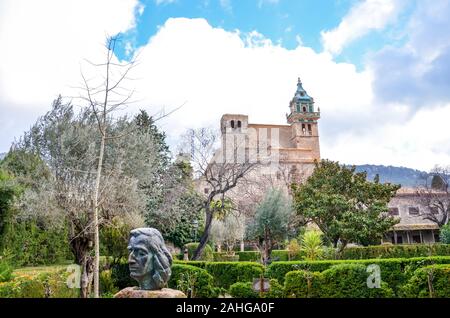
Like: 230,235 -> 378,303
180,128 -> 257,260
78,36 -> 139,298
416,165 -> 450,227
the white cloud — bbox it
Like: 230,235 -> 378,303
0,0 -> 139,150
1,7 -> 449,171
220,0 -> 232,13
155,0 -> 176,5
321,0 -> 404,55
258,0 -> 280,9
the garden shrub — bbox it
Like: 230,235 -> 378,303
284,270 -> 321,298
237,251 -> 261,262
203,262 -> 264,289
1,221 -> 73,267
0,255 -> 13,283
213,252 -> 239,262
169,264 -> 218,298
284,265 -> 394,298
229,282 -> 259,298
266,255 -> 450,291
100,269 -> 118,296
175,261 -> 264,289
399,264 -> 450,298
264,279 -> 285,298
110,260 -> 137,290
184,243 -> 214,261
340,244 -> 450,260
440,225 -> 450,244
319,264 -> 394,298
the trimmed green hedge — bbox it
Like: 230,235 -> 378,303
213,253 -> 239,262
237,251 -> 261,262
229,282 -> 259,298
169,264 -> 218,298
267,256 -> 450,292
175,261 -> 264,289
399,264 -> 450,298
284,264 -> 394,298
340,244 -> 450,260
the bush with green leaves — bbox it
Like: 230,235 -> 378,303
100,269 -> 119,297
237,251 -> 261,262
266,256 -> 450,292
0,250 -> 14,283
174,260 -> 264,289
284,265 -> 394,298
213,252 -> 239,262
340,244 -> 450,260
169,264 -> 218,298
184,243 -> 214,261
399,264 -> 450,298
440,224 -> 450,244
284,270 -> 321,298
319,264 -> 394,298
300,230 -> 324,261
229,282 -> 259,298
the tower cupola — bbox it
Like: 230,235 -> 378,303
287,77 -> 320,125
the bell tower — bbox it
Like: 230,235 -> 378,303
287,77 -> 320,159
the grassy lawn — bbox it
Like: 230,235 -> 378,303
13,262 -> 72,278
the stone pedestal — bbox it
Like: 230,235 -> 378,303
114,287 -> 187,298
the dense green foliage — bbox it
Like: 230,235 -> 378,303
184,243 -> 213,261
340,243 -> 450,259
440,224 -> 450,244
284,264 -> 394,298
229,282 -> 259,298
266,256 -> 450,290
174,260 -> 264,289
246,189 -> 293,263
0,169 -> 22,246
213,252 -> 240,262
1,221 -> 72,267
300,230 -> 324,261
170,264 -> 218,298
237,251 -> 261,262
399,264 -> 450,298
292,160 -> 400,249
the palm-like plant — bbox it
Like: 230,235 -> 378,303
300,230 -> 324,261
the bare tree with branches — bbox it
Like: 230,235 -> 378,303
416,165 -> 450,227
78,36 -> 140,298
179,128 -> 258,260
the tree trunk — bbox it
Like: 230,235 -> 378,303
263,227 -> 270,265
92,133 -> 105,298
70,236 -> 93,298
193,206 -> 213,260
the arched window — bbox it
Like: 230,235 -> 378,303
237,120 -> 242,128
307,124 -> 312,135
303,106 -> 307,112
231,120 -> 235,128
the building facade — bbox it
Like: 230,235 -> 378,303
220,77 -> 321,187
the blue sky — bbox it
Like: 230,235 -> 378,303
114,0 -> 415,69
1,0 -> 450,171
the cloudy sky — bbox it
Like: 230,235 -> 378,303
1,0 -> 449,171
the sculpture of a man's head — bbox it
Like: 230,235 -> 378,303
127,228 -> 172,290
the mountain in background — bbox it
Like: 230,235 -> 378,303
0,151 -> 430,188
352,164 -> 428,188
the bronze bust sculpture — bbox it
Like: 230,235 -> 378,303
127,228 -> 172,290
